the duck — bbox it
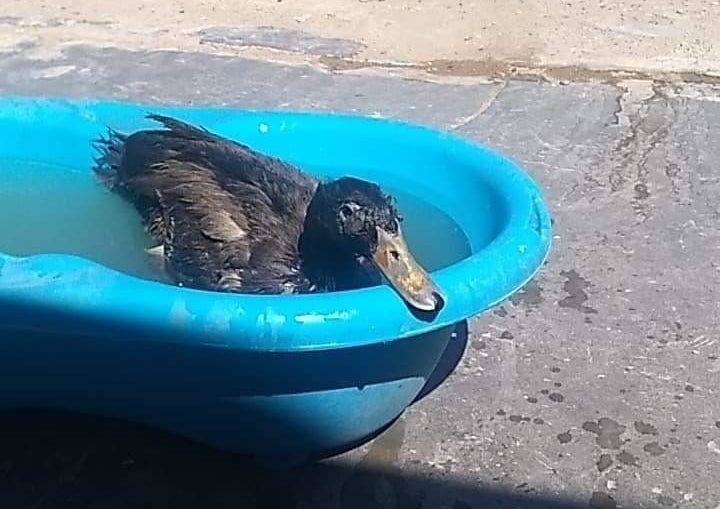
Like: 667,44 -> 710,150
92,114 -> 444,312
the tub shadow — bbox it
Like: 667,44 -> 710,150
0,409 -> 634,509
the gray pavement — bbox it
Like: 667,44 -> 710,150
1,46 -> 719,509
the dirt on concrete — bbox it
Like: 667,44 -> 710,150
1,0 -> 718,80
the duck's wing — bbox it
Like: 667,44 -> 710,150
143,159 -> 254,292
130,158 -> 309,294
92,115 -> 316,293
137,114 -> 318,216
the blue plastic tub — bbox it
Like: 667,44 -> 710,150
0,97 -> 551,465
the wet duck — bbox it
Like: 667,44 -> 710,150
93,114 -> 443,311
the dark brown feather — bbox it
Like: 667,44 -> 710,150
93,115 -> 318,293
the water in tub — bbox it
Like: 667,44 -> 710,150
0,159 -> 470,286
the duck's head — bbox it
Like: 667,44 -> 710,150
302,177 -> 444,312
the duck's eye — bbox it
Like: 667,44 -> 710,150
390,249 -> 401,261
339,204 -> 354,219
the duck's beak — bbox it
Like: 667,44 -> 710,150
371,226 -> 445,312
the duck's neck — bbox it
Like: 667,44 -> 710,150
298,228 -> 368,292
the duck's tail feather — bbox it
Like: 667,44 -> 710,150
146,113 -> 214,140
91,127 -> 127,189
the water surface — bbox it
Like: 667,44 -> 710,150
0,159 -> 470,284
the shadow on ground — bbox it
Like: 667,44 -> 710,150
0,414 -> 625,509
0,322 -> 625,508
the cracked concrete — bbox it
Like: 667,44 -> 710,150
448,81 -> 508,131
0,6 -> 720,509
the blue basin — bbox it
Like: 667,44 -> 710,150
0,97 -> 551,465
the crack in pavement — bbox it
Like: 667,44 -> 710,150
449,81 -> 508,131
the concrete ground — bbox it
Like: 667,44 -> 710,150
1,2 -> 719,508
